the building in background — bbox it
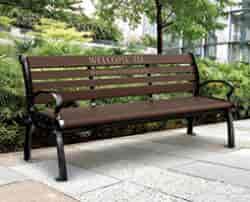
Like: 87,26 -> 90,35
163,0 -> 250,63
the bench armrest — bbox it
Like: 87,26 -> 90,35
199,80 -> 235,101
32,91 -> 78,118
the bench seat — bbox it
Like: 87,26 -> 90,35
45,96 -> 233,129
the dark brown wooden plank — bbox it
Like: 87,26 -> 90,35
28,54 -> 193,68
31,66 -> 195,80
31,69 -> 91,80
34,83 -> 195,104
33,74 -> 196,91
94,66 -> 194,76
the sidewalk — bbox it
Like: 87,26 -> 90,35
0,119 -> 250,202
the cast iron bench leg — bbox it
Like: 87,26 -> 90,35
54,130 -> 68,181
226,109 -> 235,148
187,117 -> 195,136
24,124 -> 35,161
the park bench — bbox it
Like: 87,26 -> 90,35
19,53 -> 235,181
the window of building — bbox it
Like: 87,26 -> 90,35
229,43 -> 250,63
204,32 -> 217,59
182,39 -> 202,56
164,48 -> 181,55
241,10 -> 250,41
241,43 -> 250,63
231,12 -> 242,41
164,33 -> 180,48
229,44 -> 240,62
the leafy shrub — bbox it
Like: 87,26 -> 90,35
29,40 -> 83,56
81,47 -> 125,56
13,11 -> 39,29
31,18 -> 93,42
72,18 -> 123,42
0,56 -> 24,120
198,58 -> 250,118
0,4 -> 122,42
0,43 -> 16,57
0,56 -> 25,152
15,39 -> 36,55
0,123 -> 24,152
28,40 -> 126,56
0,31 -> 15,40
0,16 -> 14,30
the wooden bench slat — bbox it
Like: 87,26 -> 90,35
33,74 -> 196,91
94,66 -> 194,76
31,69 -> 89,80
28,54 -> 193,68
34,83 -> 194,104
31,66 -> 195,80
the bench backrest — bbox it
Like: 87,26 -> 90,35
20,54 -> 199,106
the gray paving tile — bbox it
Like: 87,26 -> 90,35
68,145 -> 154,170
131,139 -> 234,160
129,165 -> 250,201
202,149 -> 250,170
172,161 -> 250,188
168,146 -> 238,161
151,133 -> 224,146
12,160 -> 119,199
80,181 -> 185,202
91,145 -> 153,161
194,183 -> 250,202
0,166 -> 27,185
129,166 -> 209,200
69,142 -> 194,179
170,179 -> 250,202
133,152 -> 195,169
150,127 -> 242,151
125,141 -> 179,153
82,160 -> 158,180
68,150 -> 120,169
236,133 -> 250,148
235,119 -> 250,129
194,125 -> 228,135
74,136 -> 154,152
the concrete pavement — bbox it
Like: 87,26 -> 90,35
0,119 -> 250,201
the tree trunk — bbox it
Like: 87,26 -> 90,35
156,1 -> 163,54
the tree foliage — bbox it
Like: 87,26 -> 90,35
0,0 -> 82,15
95,0 -> 231,36
94,0 -> 232,53
0,1 -> 122,42
0,0 -> 84,28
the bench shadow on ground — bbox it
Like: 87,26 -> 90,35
57,130 -> 234,174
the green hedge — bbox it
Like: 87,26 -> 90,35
0,40 -> 249,152
198,58 -> 250,118
0,55 -> 25,151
